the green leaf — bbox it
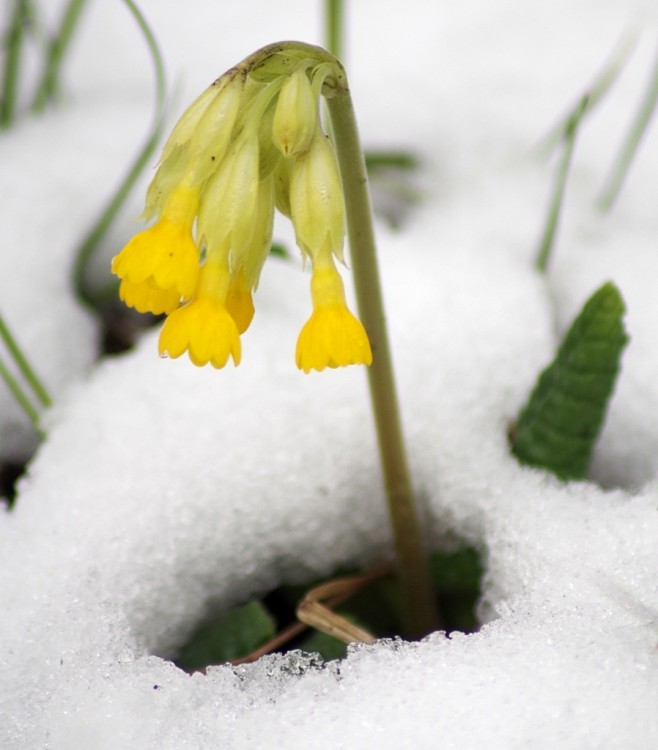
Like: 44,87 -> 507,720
174,600 -> 276,672
365,150 -> 419,172
364,149 -> 421,229
511,281 -> 628,480
429,546 -> 483,634
269,241 -> 290,259
429,547 -> 483,593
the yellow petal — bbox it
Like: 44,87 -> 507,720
119,278 -> 180,315
295,304 -> 372,373
111,189 -> 200,314
225,271 -> 255,334
158,298 -> 241,368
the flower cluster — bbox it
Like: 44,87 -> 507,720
112,44 -> 372,372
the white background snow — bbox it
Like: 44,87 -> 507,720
1,0 -> 658,747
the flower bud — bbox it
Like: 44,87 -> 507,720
272,66 -> 317,158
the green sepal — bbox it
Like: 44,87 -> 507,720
511,281 -> 628,480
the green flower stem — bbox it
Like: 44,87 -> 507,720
536,96 -> 587,274
1,0 -> 30,128
326,88 -> 440,638
73,0 -> 167,306
0,358 -> 40,427
325,0 -> 344,60
598,46 -> 658,212
31,0 -> 89,112
0,312 -> 51,408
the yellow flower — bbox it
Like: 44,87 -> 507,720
111,186 -> 200,314
158,258 -> 241,368
296,255 -> 371,373
158,298 -> 241,368
113,44 -> 371,374
296,305 -> 372,373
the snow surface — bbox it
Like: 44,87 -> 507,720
2,0 -> 658,747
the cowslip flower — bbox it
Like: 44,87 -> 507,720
289,128 -> 371,370
296,248 -> 372,372
158,256 -> 241,368
111,43 -> 371,372
111,185 -> 200,314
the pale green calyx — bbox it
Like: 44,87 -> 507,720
188,76 -> 246,182
272,65 -> 318,157
233,174 -> 275,289
197,132 -> 261,259
143,75 -> 245,221
289,128 -> 346,263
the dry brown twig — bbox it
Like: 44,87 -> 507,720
231,564 -> 392,665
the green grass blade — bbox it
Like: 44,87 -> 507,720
510,282 -> 628,481
31,0 -> 89,112
365,150 -> 419,172
535,96 -> 587,273
0,357 -> 40,427
537,30 -> 638,156
598,44 -> 658,211
73,0 -> 167,307
0,311 -> 51,408
1,0 -> 31,128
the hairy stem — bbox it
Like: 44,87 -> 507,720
326,88 -> 440,637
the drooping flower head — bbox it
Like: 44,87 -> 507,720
111,42 -> 371,372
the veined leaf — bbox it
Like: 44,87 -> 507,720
511,282 -> 628,480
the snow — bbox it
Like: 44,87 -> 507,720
2,0 -> 658,747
